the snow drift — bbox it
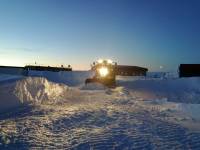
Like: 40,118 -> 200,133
0,77 -> 69,113
118,77 -> 200,104
147,72 -> 178,79
14,77 -> 69,104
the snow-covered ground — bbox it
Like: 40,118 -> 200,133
0,73 -> 23,83
0,72 -> 200,149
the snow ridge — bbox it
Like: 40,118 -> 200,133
14,77 -> 69,104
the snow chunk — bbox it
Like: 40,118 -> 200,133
0,77 -> 70,113
14,77 -> 68,104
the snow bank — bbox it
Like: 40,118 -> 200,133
14,77 -> 68,104
118,77 -> 200,104
116,72 -> 178,81
147,72 -> 179,79
177,103 -> 200,120
0,77 -> 69,113
28,70 -> 94,86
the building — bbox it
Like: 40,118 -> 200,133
24,65 -> 72,72
179,64 -> 200,77
0,65 -> 72,76
116,65 -> 148,76
0,66 -> 25,75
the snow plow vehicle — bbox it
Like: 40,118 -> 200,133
85,59 -> 117,87
85,59 -> 148,87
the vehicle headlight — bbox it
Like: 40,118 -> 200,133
98,67 -> 109,77
97,59 -> 103,64
107,59 -> 113,64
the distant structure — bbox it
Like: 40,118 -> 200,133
0,65 -> 72,76
91,61 -> 148,76
0,66 -> 25,75
116,65 -> 148,76
24,65 -> 72,72
179,64 -> 200,77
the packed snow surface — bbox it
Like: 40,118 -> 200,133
118,77 -> 200,103
0,72 -> 200,149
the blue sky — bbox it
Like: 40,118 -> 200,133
0,0 -> 200,71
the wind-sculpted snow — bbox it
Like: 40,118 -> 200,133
1,76 -> 200,149
14,77 -> 69,104
0,77 -> 70,113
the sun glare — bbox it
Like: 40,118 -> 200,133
97,59 -> 103,64
0,58 -> 24,67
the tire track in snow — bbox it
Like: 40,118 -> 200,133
68,110 -> 200,150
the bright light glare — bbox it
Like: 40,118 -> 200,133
0,58 -> 24,67
98,59 -> 103,63
107,59 -> 113,64
99,67 -> 109,77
